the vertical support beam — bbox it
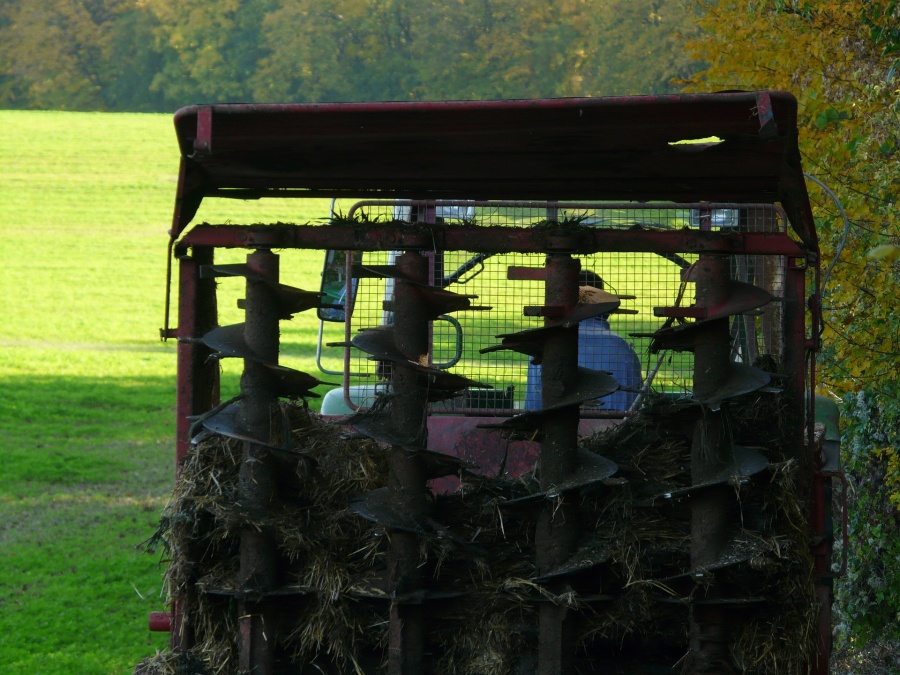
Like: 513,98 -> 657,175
173,245 -> 218,651
175,246 -> 219,467
784,256 -> 832,673
387,251 -> 431,675
781,258 -> 809,462
238,249 -> 281,675
536,254 -> 580,675
689,254 -> 734,673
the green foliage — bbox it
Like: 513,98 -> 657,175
0,0 -> 163,111
577,0 -> 703,96
836,388 -> 900,647
146,0 -> 279,106
684,1 -> 900,396
256,0 -> 702,101
0,0 -> 701,111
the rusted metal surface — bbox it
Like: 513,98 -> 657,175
172,245 -> 218,651
534,255 -> 581,674
688,256 -> 738,673
161,94 -> 829,672
783,255 -> 833,674
176,222 -> 806,258
175,247 -> 219,467
169,93 -> 816,248
653,279 -> 771,322
426,417 -> 617,494
148,611 -> 172,632
783,258 -> 811,462
166,234 -> 826,672
386,252 -> 432,675
237,249 -> 281,675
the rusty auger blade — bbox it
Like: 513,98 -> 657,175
544,367 -> 620,411
692,363 -> 771,410
350,325 -> 403,362
345,399 -> 423,448
479,330 -> 545,361
354,264 -> 489,318
640,319 -> 711,353
654,279 -> 773,323
407,448 -> 474,479
273,284 -> 329,317
501,449 -> 618,507
350,488 -> 478,559
654,445 -> 770,501
420,369 -> 490,401
198,323 -> 259,361
642,278 -> 773,353
639,322 -> 772,409
476,410 -> 544,437
350,487 -> 428,534
197,325 -> 331,397
350,325 -> 489,400
482,300 -> 620,364
652,528 -> 789,595
200,263 -> 326,317
190,400 -> 293,453
476,369 -> 619,441
400,284 -> 488,318
541,300 -> 622,327
532,547 -> 614,584
264,364 -> 337,398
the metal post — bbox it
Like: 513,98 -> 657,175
387,251 -> 431,675
173,245 -> 218,651
238,249 -> 281,674
689,254 -> 734,673
782,259 -> 808,462
536,254 -> 580,675
175,245 -> 219,467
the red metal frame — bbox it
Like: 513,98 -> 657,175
175,222 -> 806,257
160,92 -> 828,673
168,92 -> 815,247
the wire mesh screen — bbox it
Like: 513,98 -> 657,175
322,201 -> 787,415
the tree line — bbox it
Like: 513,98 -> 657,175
0,0 -> 700,112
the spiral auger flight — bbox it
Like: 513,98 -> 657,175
186,250 -> 338,672
476,254 -> 623,672
647,253 -> 780,673
340,250 -> 489,674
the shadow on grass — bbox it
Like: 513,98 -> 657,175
0,493 -> 172,674
0,374 -> 177,491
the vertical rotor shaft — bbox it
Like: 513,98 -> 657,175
238,249 -> 281,674
536,254 -> 581,675
387,251 -> 431,675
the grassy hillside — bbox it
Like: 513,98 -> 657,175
0,110 -> 331,674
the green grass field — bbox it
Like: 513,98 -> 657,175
0,109 -> 335,674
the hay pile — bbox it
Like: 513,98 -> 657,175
135,403 -> 538,674
576,393 -> 818,672
136,405 -> 391,674
136,393 -> 819,674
